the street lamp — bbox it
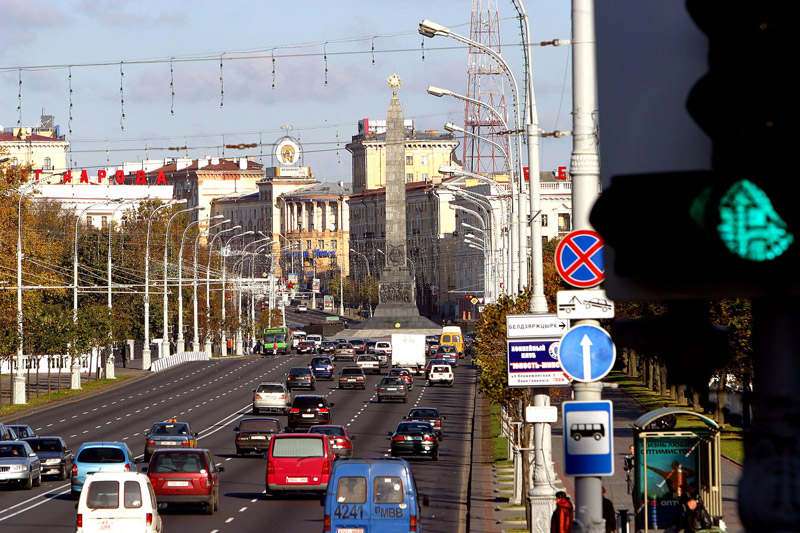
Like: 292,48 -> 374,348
162,206 -> 204,358
143,199 -> 186,370
220,230 -> 253,356
177,214 -> 220,353
231,236 -> 272,354
204,224 -> 240,356
350,248 -> 373,317
192,218 -> 229,352
420,18 -> 527,292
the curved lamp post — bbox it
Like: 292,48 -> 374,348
220,230 -> 253,356
204,224 -> 240,356
192,218 -> 229,352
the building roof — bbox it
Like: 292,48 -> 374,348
0,131 -> 68,143
148,158 -> 263,174
281,181 -> 352,198
212,191 -> 260,203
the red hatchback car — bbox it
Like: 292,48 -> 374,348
146,448 -> 223,514
265,433 -> 335,497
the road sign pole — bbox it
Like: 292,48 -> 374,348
573,379 -> 606,532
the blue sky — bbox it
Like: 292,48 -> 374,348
0,0 -> 573,182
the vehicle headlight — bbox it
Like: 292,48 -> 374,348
45,458 -> 62,465
8,464 -> 27,472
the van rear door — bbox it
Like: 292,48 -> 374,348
81,479 -> 149,532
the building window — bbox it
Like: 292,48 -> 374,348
306,240 -> 312,249
318,240 -> 324,249
331,240 -> 337,250
558,213 -> 571,232
421,173 -> 429,181
101,216 -> 108,229
420,155 -> 428,166
406,155 -> 414,165
541,214 -> 548,227
43,157 -> 52,170
406,173 -> 413,183
86,215 -> 93,227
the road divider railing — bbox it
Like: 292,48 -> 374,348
149,351 -> 210,372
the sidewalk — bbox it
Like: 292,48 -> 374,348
470,385 -> 744,532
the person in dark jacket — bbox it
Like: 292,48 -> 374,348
683,496 -> 713,532
551,491 -> 573,533
602,487 -> 616,533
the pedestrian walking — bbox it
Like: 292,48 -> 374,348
602,487 -> 616,533
551,491 -> 573,533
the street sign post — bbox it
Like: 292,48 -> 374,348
559,324 -> 616,382
506,314 -> 570,338
506,314 -> 571,387
555,230 -> 606,288
557,289 -> 615,320
563,400 -> 615,476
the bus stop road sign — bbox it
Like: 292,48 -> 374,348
563,400 -> 614,476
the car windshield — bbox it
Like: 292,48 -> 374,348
152,423 -> 190,436
433,366 -> 450,372
293,396 -> 327,407
312,358 -> 331,365
341,368 -> 363,375
256,384 -> 285,394
350,339 -> 364,344
24,438 -> 63,453
409,409 -> 439,418
239,419 -> 281,433
396,423 -> 433,433
337,344 -> 353,349
272,437 -> 325,458
151,452 -> 205,473
77,447 -> 126,463
0,444 -> 26,457
264,334 -> 286,343
382,378 -> 404,386
309,426 -> 345,437
289,368 -> 311,376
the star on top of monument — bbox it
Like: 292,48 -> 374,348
387,73 -> 402,96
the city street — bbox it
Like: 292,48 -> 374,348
0,354 -> 477,533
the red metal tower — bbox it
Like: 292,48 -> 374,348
463,0 -> 509,176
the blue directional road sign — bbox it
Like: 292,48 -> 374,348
563,400 -> 614,476
559,324 -> 616,382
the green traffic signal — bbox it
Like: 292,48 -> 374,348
717,180 -> 794,262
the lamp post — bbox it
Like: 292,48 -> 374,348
143,200 -> 186,370
420,19 -> 527,293
13,174 -> 62,404
108,200 -> 135,309
204,224 -> 240,357
178,215 -> 220,353
192,218 -> 229,352
162,206 -> 203,358
231,236 -> 272,354
350,248 -> 373,317
221,230 -> 253,356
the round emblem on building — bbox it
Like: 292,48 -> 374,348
275,137 -> 301,166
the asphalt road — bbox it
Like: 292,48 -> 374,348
0,353 -> 476,533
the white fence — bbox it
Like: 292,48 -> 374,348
0,350 -> 105,374
150,351 -> 210,372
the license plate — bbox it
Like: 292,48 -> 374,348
347,379 -> 356,382
302,413 -> 314,418
337,529 -> 364,533
167,480 -> 190,487
387,387 -> 397,391
287,477 -> 308,483
251,435 -> 266,440
411,436 -> 422,440
99,520 -> 113,531
162,441 -> 178,445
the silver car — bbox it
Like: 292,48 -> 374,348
0,440 -> 41,490
253,381 -> 291,415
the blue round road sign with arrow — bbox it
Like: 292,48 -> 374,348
559,324 -> 616,382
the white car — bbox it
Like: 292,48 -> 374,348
356,355 -> 381,375
296,304 -> 308,313
427,364 -> 454,387
76,471 -> 163,533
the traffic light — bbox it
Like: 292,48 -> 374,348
591,2 -> 798,300
260,300 -> 266,312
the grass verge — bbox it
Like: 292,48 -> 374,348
490,402 -> 509,462
0,376 -> 132,418
606,370 -> 744,464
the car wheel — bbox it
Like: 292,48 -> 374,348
377,396 -> 382,403
360,385 -> 366,390
214,491 -> 220,511
71,489 -> 80,500
33,472 -> 41,487
236,449 -> 244,457
426,380 -> 431,387
338,384 -> 343,389
402,396 -> 408,403
253,407 -> 260,415
204,499 -> 214,515
432,451 -> 439,461
23,474 -> 33,490
58,466 -> 67,481
311,384 -> 316,391
449,382 -> 454,388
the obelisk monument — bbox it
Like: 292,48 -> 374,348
351,74 -> 439,334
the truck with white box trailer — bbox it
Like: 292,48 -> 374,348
390,334 -> 427,374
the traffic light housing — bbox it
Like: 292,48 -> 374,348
591,2 -> 799,300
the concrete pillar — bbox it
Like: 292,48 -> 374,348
70,355 -> 82,389
104,347 -> 116,379
126,339 -> 135,361
142,346 -> 151,371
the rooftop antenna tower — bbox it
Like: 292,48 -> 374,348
463,0 -> 509,176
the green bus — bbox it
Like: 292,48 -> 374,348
262,326 -> 291,355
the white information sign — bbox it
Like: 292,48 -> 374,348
557,289 -> 615,319
506,314 -> 570,339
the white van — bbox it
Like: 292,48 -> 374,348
306,334 -> 323,350
76,472 -> 163,533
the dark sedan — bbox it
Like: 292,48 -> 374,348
319,341 -> 337,354
234,418 -> 282,456
286,366 -> 316,391
376,376 -> 408,403
287,395 -> 334,431
388,422 -> 439,460
23,436 -> 73,480
349,339 -> 367,354
405,407 -> 445,440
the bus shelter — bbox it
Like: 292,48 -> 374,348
632,408 -> 722,532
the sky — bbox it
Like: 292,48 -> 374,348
0,0 -> 573,183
